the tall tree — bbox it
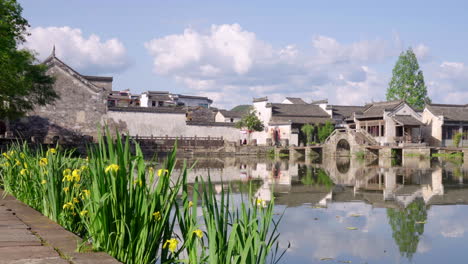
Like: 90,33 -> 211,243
386,48 -> 430,109
0,0 -> 57,120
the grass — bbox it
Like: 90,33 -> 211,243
0,131 -> 288,264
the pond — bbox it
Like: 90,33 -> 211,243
168,155 -> 468,264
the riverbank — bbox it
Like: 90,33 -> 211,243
0,189 -> 119,264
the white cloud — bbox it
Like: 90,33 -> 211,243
424,61 -> 468,104
146,24 -> 450,109
312,35 -> 395,64
22,26 -> 130,74
413,44 -> 430,61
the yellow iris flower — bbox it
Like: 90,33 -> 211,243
157,169 -> 169,177
163,238 -> 178,253
153,211 -> 161,221
193,229 -> 203,238
105,164 -> 120,173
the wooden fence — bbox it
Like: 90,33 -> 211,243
129,135 -> 225,151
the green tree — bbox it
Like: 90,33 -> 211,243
317,121 -> 334,143
235,110 -> 264,143
386,48 -> 430,109
0,0 -> 57,120
301,123 -> 315,145
386,199 -> 427,260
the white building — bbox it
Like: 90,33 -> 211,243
140,91 -> 213,108
252,97 -> 333,146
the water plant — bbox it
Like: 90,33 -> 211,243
0,132 -> 288,264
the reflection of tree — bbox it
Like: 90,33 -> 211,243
386,199 -> 427,259
300,167 -> 334,189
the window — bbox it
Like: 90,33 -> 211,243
158,101 -> 164,107
367,125 -> 380,137
443,126 -> 460,140
107,100 -> 116,107
381,125 -> 385,136
230,118 -> 234,123
151,101 -> 156,107
463,126 -> 468,139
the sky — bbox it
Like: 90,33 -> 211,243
18,0 -> 468,109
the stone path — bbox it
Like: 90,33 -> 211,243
0,190 -> 120,264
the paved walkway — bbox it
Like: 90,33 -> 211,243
0,190 -> 120,264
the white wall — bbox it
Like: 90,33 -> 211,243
215,112 -> 225,122
140,94 -> 149,107
107,110 -> 241,141
422,108 -> 443,146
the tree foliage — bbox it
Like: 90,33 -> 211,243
235,110 -> 264,132
386,48 -> 430,109
317,121 -> 334,143
301,123 -> 315,145
0,0 -> 57,120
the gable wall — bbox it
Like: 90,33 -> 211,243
422,109 -> 443,146
25,64 -> 107,141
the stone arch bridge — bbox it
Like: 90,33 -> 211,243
286,128 -> 380,160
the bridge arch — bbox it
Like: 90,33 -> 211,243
336,138 -> 351,157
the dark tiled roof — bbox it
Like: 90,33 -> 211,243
269,103 -> 330,117
108,106 -> 186,114
393,115 -> 424,126
285,97 -> 307,104
270,116 -> 333,125
82,75 -> 113,82
328,105 -> 366,119
146,91 -> 169,95
267,103 -> 332,124
359,100 -> 405,118
218,110 -> 243,118
253,97 -> 268,103
310,99 -> 328,104
186,121 -> 236,127
426,104 -> 468,122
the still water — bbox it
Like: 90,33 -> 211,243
170,155 -> 468,264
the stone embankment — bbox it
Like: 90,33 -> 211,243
0,190 -> 120,264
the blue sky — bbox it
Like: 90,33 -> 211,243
19,0 -> 468,108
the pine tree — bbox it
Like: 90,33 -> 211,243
386,48 -> 430,109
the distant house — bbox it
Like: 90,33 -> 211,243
215,110 -> 243,123
140,91 -> 177,107
253,97 -> 333,146
422,103 -> 468,147
354,100 -> 424,146
107,89 -> 140,107
177,94 -> 213,108
140,91 -> 212,108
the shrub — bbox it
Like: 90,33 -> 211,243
453,132 -> 463,147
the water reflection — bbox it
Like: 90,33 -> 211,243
171,155 -> 468,263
